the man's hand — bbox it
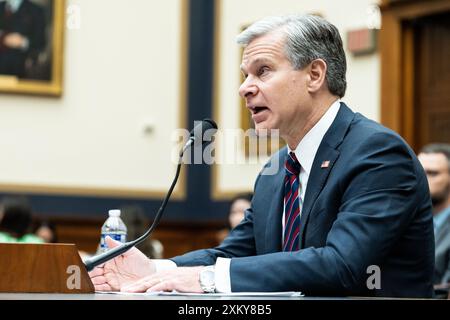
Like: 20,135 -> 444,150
121,266 -> 204,293
3,33 -> 27,49
88,237 -> 156,292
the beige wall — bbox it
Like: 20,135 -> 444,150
0,0 -> 187,198
0,0 -> 381,201
213,0 -> 381,198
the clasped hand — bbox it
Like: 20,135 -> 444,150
3,33 -> 27,49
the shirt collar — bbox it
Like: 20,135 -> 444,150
288,99 -> 341,175
434,205 -> 450,232
6,0 -> 23,13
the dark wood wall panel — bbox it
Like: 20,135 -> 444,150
380,0 -> 450,151
415,12 -> 450,147
49,217 -> 226,259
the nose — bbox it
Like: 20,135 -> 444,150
239,76 -> 258,99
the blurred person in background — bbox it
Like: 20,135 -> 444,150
0,196 -> 43,243
216,193 -> 253,243
120,205 -> 164,259
418,143 -> 450,288
33,220 -> 57,243
0,0 -> 46,78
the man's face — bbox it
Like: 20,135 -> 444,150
418,152 -> 450,206
239,31 -> 311,138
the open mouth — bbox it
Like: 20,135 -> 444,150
252,106 -> 269,114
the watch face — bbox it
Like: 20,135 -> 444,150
201,269 -> 215,285
200,266 -> 215,292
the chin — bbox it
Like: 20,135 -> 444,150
254,126 -> 270,137
254,123 -> 279,137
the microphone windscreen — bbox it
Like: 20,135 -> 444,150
190,119 -> 218,144
203,119 -> 218,131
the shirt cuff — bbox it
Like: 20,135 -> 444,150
153,259 -> 177,272
214,257 -> 232,293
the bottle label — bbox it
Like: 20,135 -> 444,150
100,233 -> 126,251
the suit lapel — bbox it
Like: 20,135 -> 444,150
299,147 -> 339,241
298,103 -> 355,246
262,103 -> 355,251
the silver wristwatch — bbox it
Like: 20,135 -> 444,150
199,265 -> 216,293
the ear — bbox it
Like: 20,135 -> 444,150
307,59 -> 327,93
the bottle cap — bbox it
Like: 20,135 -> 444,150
108,209 -> 121,217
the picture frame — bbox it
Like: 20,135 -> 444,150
0,0 -> 64,96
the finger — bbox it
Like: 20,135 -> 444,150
146,280 -> 172,293
122,278 -> 160,293
88,266 -> 104,278
91,276 -> 108,285
105,236 -> 121,249
120,277 -> 147,291
94,283 -> 113,292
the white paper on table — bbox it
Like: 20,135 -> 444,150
97,291 -> 303,297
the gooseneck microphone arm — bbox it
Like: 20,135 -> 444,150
84,119 -> 217,272
84,150 -> 184,272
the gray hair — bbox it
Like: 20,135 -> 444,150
237,14 -> 347,98
420,143 -> 450,172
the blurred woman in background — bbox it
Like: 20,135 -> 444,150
0,196 -> 43,243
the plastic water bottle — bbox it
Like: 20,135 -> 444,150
100,209 -> 127,253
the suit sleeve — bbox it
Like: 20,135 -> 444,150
28,5 -> 46,52
170,207 -> 258,266
170,174 -> 263,266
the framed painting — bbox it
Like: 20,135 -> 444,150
0,0 -> 64,96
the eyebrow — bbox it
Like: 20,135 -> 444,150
240,57 -> 272,73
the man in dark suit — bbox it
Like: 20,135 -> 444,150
89,14 -> 434,298
0,0 -> 46,78
418,144 -> 450,287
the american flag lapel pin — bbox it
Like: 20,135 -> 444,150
321,160 -> 330,168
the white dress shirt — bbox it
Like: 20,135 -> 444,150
154,99 -> 341,292
5,0 -> 23,13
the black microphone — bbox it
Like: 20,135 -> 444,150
181,118 -> 218,155
84,119 -> 218,272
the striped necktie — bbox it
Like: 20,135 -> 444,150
283,152 -> 302,251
